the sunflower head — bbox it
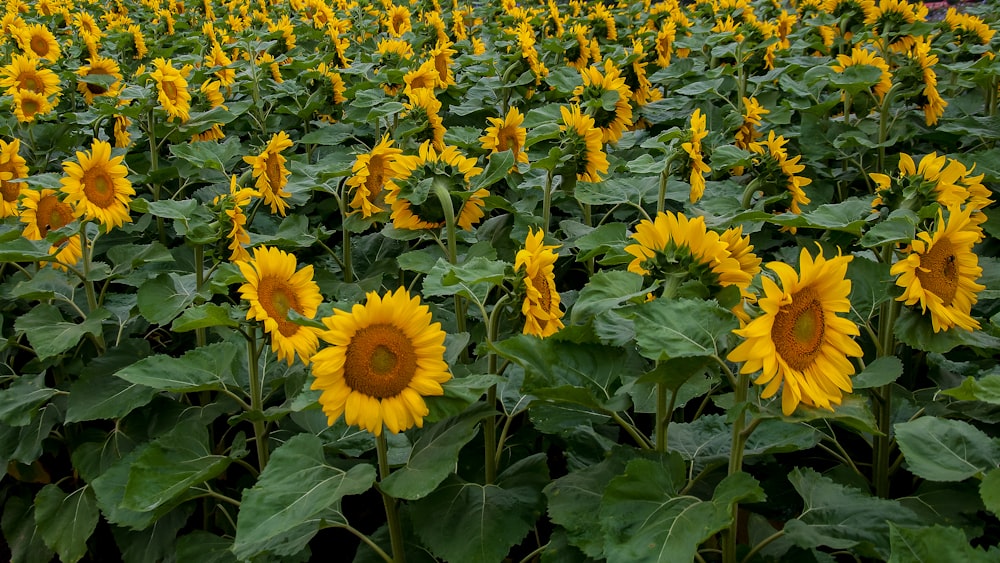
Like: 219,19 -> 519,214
20,188 -> 82,269
1,138 -> 29,218
59,139 -> 135,230
17,23 -> 61,61
310,287 -> 451,436
242,131 -> 294,216
386,142 -> 488,231
401,88 -> 446,151
869,152 -> 983,215
515,228 -> 565,337
557,104 -> 609,183
12,89 -> 54,123
346,134 -> 403,218
572,60 -> 633,144
479,106 -> 529,166
747,131 -> 812,215
76,56 -> 123,104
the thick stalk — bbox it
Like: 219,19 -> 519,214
79,228 -> 107,353
484,294 -> 510,484
542,169 -> 553,234
377,433 -> 406,563
433,179 -> 466,341
247,326 -> 269,471
723,369 -> 752,563
146,110 -> 167,244
873,243 -> 901,497
338,191 -> 354,283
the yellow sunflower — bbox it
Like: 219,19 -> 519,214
429,39 -> 457,88
480,106 -> 529,165
832,47 -> 893,103
682,108 -> 711,203
310,287 -> 451,436
76,56 -> 123,105
559,104 -> 609,183
727,247 -> 863,415
386,141 -> 488,231
402,59 -> 439,98
891,205 -> 984,332
573,60 -> 633,145
20,188 -> 82,269
346,134 -> 403,218
12,89 -> 54,123
515,228 -> 565,337
908,37 -> 946,126
215,175 -> 257,262
1,54 -> 61,97
243,131 -> 294,216
402,88 -> 446,151
869,152 -> 978,212
114,114 -> 133,149
17,23 -> 60,61
238,246 -> 323,366
565,24 -> 596,71
150,58 -> 192,122
207,43 -> 235,87
200,78 -> 227,109
128,25 -> 148,59
748,130 -> 812,214
656,20 -> 677,67
735,97 -> 768,150
626,211 -> 754,294
60,139 -> 134,230
1,138 -> 29,218
384,4 -> 412,36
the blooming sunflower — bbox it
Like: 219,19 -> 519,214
114,114 -> 132,149
429,39 -> 457,89
515,228 -> 565,337
480,106 -> 529,166
207,43 -> 235,87
151,58 -> 192,122
386,141 -> 488,231
20,188 -> 82,269
128,25 -> 148,59
384,4 -> 411,36
17,23 -> 60,61
558,104 -> 609,183
625,211 -> 754,294
1,54 -> 61,97
215,175 -> 257,262
402,59 -> 439,98
238,246 -> 323,366
891,205 -> 984,332
573,60 -> 633,145
60,139 -> 134,230
12,89 -> 54,123
907,37 -> 946,126
76,56 -> 123,105
243,131 -> 294,216
748,130 -> 812,214
310,287 -> 451,436
1,138 -> 29,218
727,247 -> 863,415
735,97 -> 768,150
346,134 -> 403,217
832,47 -> 893,103
402,88 -> 446,151
682,108 -> 711,203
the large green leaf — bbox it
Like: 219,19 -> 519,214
34,484 -> 100,563
669,416 -> 819,473
410,453 -> 549,563
136,272 -> 199,326
631,298 -> 738,360
569,270 -> 647,324
380,404 -> 494,500
894,308 -> 1000,354
780,468 -> 919,559
114,341 -> 240,392
895,417 -> 1000,482
91,443 -> 164,530
66,339 -> 157,422
175,531 -> 239,563
941,373 -> 1000,405
233,433 -> 377,560
0,373 -> 58,426
980,469 -> 1000,518
112,505 -> 191,563
170,303 -> 241,332
422,256 -> 509,302
14,304 -> 110,360
1,496 -> 53,563
471,150 -> 516,190
599,458 -> 764,563
853,356 -> 903,389
492,335 -> 640,412
846,255 -> 894,323
888,524 -> 997,563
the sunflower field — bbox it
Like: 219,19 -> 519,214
2,0 -> 1000,560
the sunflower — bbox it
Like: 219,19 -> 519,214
74,12 -> 102,39
114,114 -> 133,148
384,4 -> 412,36
869,152 -> 979,213
832,47 -> 893,103
1,139 -> 28,218
907,37 -> 946,126
12,89 -> 54,123
515,228 -> 565,337
310,287 -> 450,435
243,131 -> 294,216
17,23 -> 60,61
735,97 -> 768,150
207,43 -> 235,87
943,9 -> 995,49
200,78 -> 227,109
402,59 -> 439,98
559,104 -> 609,183
515,22 -> 548,84
128,25 -> 148,59
891,205 -> 984,332
60,139 -> 134,230
721,225 -> 763,323
151,58 -> 192,122
480,106 -> 529,166
625,211 -> 754,295
564,24 -> 596,71
238,246 -> 323,365
76,56 -> 123,105
386,141 -> 488,231
623,39 -> 661,108
588,3 -> 617,40
429,39 -> 457,88
682,108 -> 711,203
656,20 -> 677,67
402,88 -> 446,151
346,134 -> 403,217
215,175 -> 258,262
727,247 -> 863,415
573,60 -> 633,144
20,188 -> 82,269
748,130 -> 812,214
1,54 -> 61,97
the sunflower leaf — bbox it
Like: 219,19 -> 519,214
852,356 -> 903,389
471,150 -> 516,191
894,308 -> 1000,353
570,270 -> 647,325
34,484 -> 99,563
14,304 -> 110,361
0,374 -> 58,427
888,524 -> 998,563
114,341 -> 240,392
631,298 -> 738,360
136,272 -> 199,326
894,417 -> 1000,482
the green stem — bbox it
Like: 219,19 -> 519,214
655,383 -> 678,452
194,244 -> 206,348
376,433 -> 406,563
484,294 -> 510,485
873,242 -> 901,497
338,190 -> 354,283
611,411 -> 653,449
147,109 -> 167,244
542,169 -> 553,234
740,178 -> 761,210
433,178 -> 467,346
79,227 -> 107,353
334,522 -> 394,563
247,326 -> 269,471
723,369 -> 752,563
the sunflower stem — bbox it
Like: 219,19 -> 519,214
79,225 -> 107,354
433,178 -> 467,354
376,433 -> 406,563
246,326 -> 269,471
485,294 -> 510,484
542,169 -> 553,235
723,369 -> 753,563
146,109 -> 167,245
338,191 -> 354,283
194,244 -> 207,349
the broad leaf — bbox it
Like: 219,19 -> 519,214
170,303 -> 240,332
66,339 -> 157,422
669,415 -> 819,472
941,373 -> 1000,405
894,309 -> 1000,354
888,524 -> 996,563
980,469 -> 1000,518
853,356 -> 903,389
631,298 -> 738,360
175,531 -> 239,563
895,417 -> 1000,482
0,373 -> 58,426
15,304 -> 110,360
34,484 -> 100,563
137,272 -> 199,326
1,496 -> 53,563
570,270 -> 647,324
114,341 -> 240,392
233,433 -> 376,560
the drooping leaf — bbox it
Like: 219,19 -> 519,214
114,341 -> 241,392
853,356 -> 904,389
233,433 -> 377,560
894,308 -> 1000,354
14,304 -> 110,360
888,523 -> 997,563
941,373 -> 1000,405
631,298 -> 739,360
1,496 -> 53,563
34,484 -> 100,563
895,417 -> 1000,482
669,415 -> 819,473
410,453 -> 549,563
0,373 -> 58,426
422,256 -> 509,301
112,505 -> 192,563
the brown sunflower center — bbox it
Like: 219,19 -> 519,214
365,156 -> 387,193
257,276 -> 302,336
916,238 -> 959,306
1,179 -> 19,202
343,323 -> 417,398
771,286 -> 825,371
497,128 -> 515,152
161,80 -> 178,102
264,152 -> 284,188
82,168 -> 117,208
532,272 -> 552,312
409,73 -> 435,90
21,74 -> 41,93
85,69 -> 110,95
20,97 -> 40,117
36,195 -> 73,237
30,35 -> 50,57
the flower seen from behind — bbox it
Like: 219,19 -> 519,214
1,138 -> 28,218
347,134 -> 403,218
386,141 -> 487,231
681,108 -> 711,203
310,287 -> 451,436
558,104 -> 608,183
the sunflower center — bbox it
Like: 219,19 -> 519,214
916,238 -> 959,306
82,169 -> 117,208
1,179 -> 19,202
771,286 -> 825,371
21,97 -> 40,116
264,152 -> 284,188
258,277 -> 302,336
85,69 -> 110,95
344,323 -> 418,398
30,35 -> 50,57
532,272 -> 552,312
365,157 -> 387,193
161,80 -> 178,101
36,195 -> 73,237
22,74 -> 41,93
497,128 -> 516,152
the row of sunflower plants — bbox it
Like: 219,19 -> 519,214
1,0 -> 999,560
